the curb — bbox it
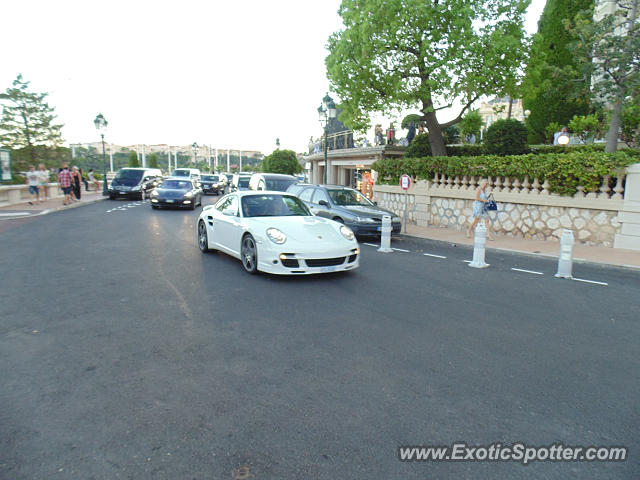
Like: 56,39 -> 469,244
398,233 -> 640,272
0,197 -> 108,220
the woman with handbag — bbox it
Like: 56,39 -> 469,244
466,179 -> 495,240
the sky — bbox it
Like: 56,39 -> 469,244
1,0 -> 546,155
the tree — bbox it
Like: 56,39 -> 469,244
459,110 -> 482,142
148,153 -> 159,168
326,0 -> 530,156
262,149 -> 302,175
521,0 -> 595,144
484,118 -> 529,155
568,0 -> 640,152
128,151 -> 139,167
0,74 -> 64,162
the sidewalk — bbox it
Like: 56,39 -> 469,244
0,189 -> 106,219
404,224 -> 640,269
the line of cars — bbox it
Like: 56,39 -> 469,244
107,167 -> 401,275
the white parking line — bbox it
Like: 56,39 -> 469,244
0,212 -> 30,217
462,260 -> 471,263
572,278 -> 608,286
511,268 -> 544,275
392,248 -> 410,253
363,243 -> 379,247
423,253 -> 447,259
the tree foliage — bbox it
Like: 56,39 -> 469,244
521,0 -> 594,145
128,151 -> 139,167
459,110 -> 482,140
325,0 -> 530,156
261,149 -> 301,175
484,118 -> 529,155
148,153 -> 159,168
0,74 -> 64,162
567,0 -> 640,152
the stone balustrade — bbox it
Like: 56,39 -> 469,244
373,165 -> 640,250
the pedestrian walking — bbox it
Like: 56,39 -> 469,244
71,166 -> 82,200
79,168 -> 89,191
466,178 -> 494,240
386,123 -> 395,146
58,163 -> 73,206
25,165 -> 40,204
37,163 -> 49,201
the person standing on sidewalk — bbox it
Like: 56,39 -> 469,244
88,169 -> 99,191
71,166 -> 81,201
79,168 -> 89,191
37,163 -> 50,201
58,163 -> 73,206
466,179 -> 494,240
25,165 -> 40,205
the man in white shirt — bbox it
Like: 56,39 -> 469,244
25,165 -> 40,204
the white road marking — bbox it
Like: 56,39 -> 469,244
392,248 -> 410,252
463,260 -> 471,263
511,268 -> 544,275
572,278 -> 608,286
423,253 -> 447,259
363,243 -> 379,247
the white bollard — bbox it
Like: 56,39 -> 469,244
555,229 -> 574,278
378,215 -> 393,253
468,222 -> 490,268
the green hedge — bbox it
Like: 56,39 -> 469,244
373,150 -> 639,196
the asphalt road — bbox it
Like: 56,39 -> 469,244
1,196 -> 639,479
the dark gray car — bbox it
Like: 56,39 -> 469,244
286,184 -> 401,236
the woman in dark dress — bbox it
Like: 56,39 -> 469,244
71,166 -> 81,200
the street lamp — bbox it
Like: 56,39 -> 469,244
93,113 -> 108,195
192,142 -> 198,165
317,93 -> 337,184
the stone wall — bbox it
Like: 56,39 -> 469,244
373,166 -> 639,249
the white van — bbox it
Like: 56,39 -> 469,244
171,168 -> 201,184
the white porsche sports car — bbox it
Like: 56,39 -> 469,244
196,191 -> 360,275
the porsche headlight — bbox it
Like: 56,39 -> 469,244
340,225 -> 355,241
266,228 -> 287,244
131,185 -> 141,191
184,191 -> 194,198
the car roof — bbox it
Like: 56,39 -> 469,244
254,173 -> 296,179
162,176 -> 194,182
232,190 -> 296,198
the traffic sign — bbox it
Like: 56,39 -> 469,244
400,174 -> 411,190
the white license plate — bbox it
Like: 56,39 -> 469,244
166,199 -> 174,203
119,191 -> 128,195
320,266 -> 338,273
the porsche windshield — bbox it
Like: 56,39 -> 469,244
241,195 -> 311,217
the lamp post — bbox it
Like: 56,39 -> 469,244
192,142 -> 199,165
317,93 -> 337,184
93,113 -> 108,195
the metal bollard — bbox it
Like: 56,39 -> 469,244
378,215 -> 393,253
468,222 -> 490,268
555,229 -> 574,278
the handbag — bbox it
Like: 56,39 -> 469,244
485,194 -> 498,211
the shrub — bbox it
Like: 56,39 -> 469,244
372,150 -> 639,196
262,149 -> 301,175
484,119 -> 529,155
404,133 -> 431,157
568,114 -> 602,143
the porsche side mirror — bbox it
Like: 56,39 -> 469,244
318,200 -> 329,207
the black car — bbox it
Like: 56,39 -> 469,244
287,184 -> 402,236
108,168 -> 163,200
150,178 -> 203,210
200,174 -> 223,195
